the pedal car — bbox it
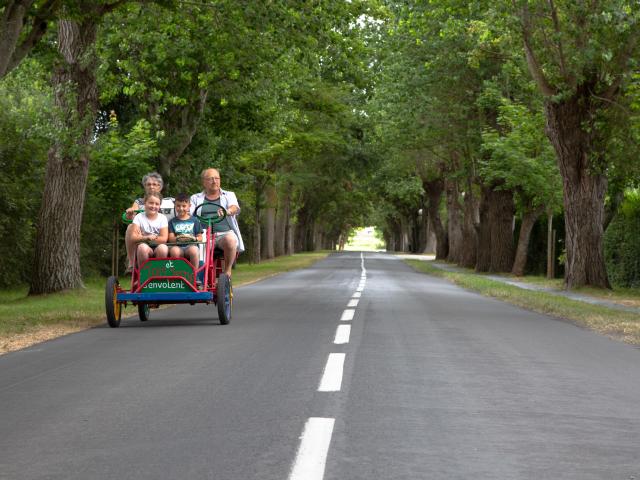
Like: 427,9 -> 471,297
105,202 -> 233,327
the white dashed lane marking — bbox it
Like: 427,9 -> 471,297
334,325 -> 351,345
318,353 -> 345,392
288,417 -> 335,480
340,309 -> 355,321
289,253 -> 365,480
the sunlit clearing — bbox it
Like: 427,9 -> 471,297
342,227 -> 385,252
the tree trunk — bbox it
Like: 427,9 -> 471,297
460,185 -> 478,268
261,183 -> 276,260
446,179 -> 463,263
544,89 -> 610,288
284,191 -> 295,255
512,205 -> 544,276
295,206 -> 313,252
475,186 -> 492,272
384,230 -> 393,252
546,209 -> 554,279
489,188 -> 515,273
424,219 -> 437,254
252,178 -> 263,264
313,224 -> 323,251
30,18 -> 98,294
424,178 -> 448,259
274,185 -> 290,257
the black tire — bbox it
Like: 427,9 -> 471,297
216,273 -> 232,325
105,276 -> 122,328
138,303 -> 150,322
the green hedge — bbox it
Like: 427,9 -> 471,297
605,191 -> 640,288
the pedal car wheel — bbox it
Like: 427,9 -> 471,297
138,303 -> 150,322
216,273 -> 232,325
105,276 -> 122,328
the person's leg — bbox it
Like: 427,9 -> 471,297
185,245 -> 199,266
154,244 -> 169,258
136,243 -> 152,267
218,232 -> 238,277
125,224 -> 136,271
169,246 -> 182,258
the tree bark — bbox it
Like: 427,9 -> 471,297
30,17 -> 98,294
488,188 -> 515,273
512,204 -> 544,276
252,177 -> 264,264
261,182 -> 276,260
460,185 -> 478,268
544,87 -> 611,288
424,178 -> 448,259
475,186 -> 492,272
274,186 -> 290,257
446,178 -> 463,263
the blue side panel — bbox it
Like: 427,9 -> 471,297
117,292 -> 214,302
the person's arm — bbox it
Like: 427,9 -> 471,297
156,226 -> 169,244
189,193 -> 200,215
130,222 -> 145,242
125,199 -> 142,220
167,220 -> 176,243
154,216 -> 169,243
191,218 -> 202,242
225,191 -> 240,216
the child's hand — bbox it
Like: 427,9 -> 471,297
176,234 -> 196,243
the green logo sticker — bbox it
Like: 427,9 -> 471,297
140,259 -> 195,292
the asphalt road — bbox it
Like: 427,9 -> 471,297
1,252 -> 639,480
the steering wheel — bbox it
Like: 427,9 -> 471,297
121,209 -> 144,224
194,202 -> 228,226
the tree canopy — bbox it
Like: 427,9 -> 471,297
1,0 -> 639,291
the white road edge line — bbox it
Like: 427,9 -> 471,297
347,299 -> 359,307
340,309 -> 355,321
334,325 -> 351,344
318,353 -> 346,392
352,291 -> 361,298
288,417 -> 335,480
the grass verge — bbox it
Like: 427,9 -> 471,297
0,251 -> 330,355
405,260 -> 640,346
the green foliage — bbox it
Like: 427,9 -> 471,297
0,58 -> 52,287
480,96 -> 561,209
81,114 -> 157,276
88,114 -> 157,212
605,190 -> 640,287
3,0 -> 640,284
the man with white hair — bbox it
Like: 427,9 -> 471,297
190,168 -> 244,277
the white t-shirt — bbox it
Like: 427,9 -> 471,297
133,212 -> 168,235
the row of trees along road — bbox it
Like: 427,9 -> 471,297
0,0 -> 380,293
370,0 -> 640,289
1,1 -> 639,293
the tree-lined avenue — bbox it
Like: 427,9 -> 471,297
1,252 -> 639,479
